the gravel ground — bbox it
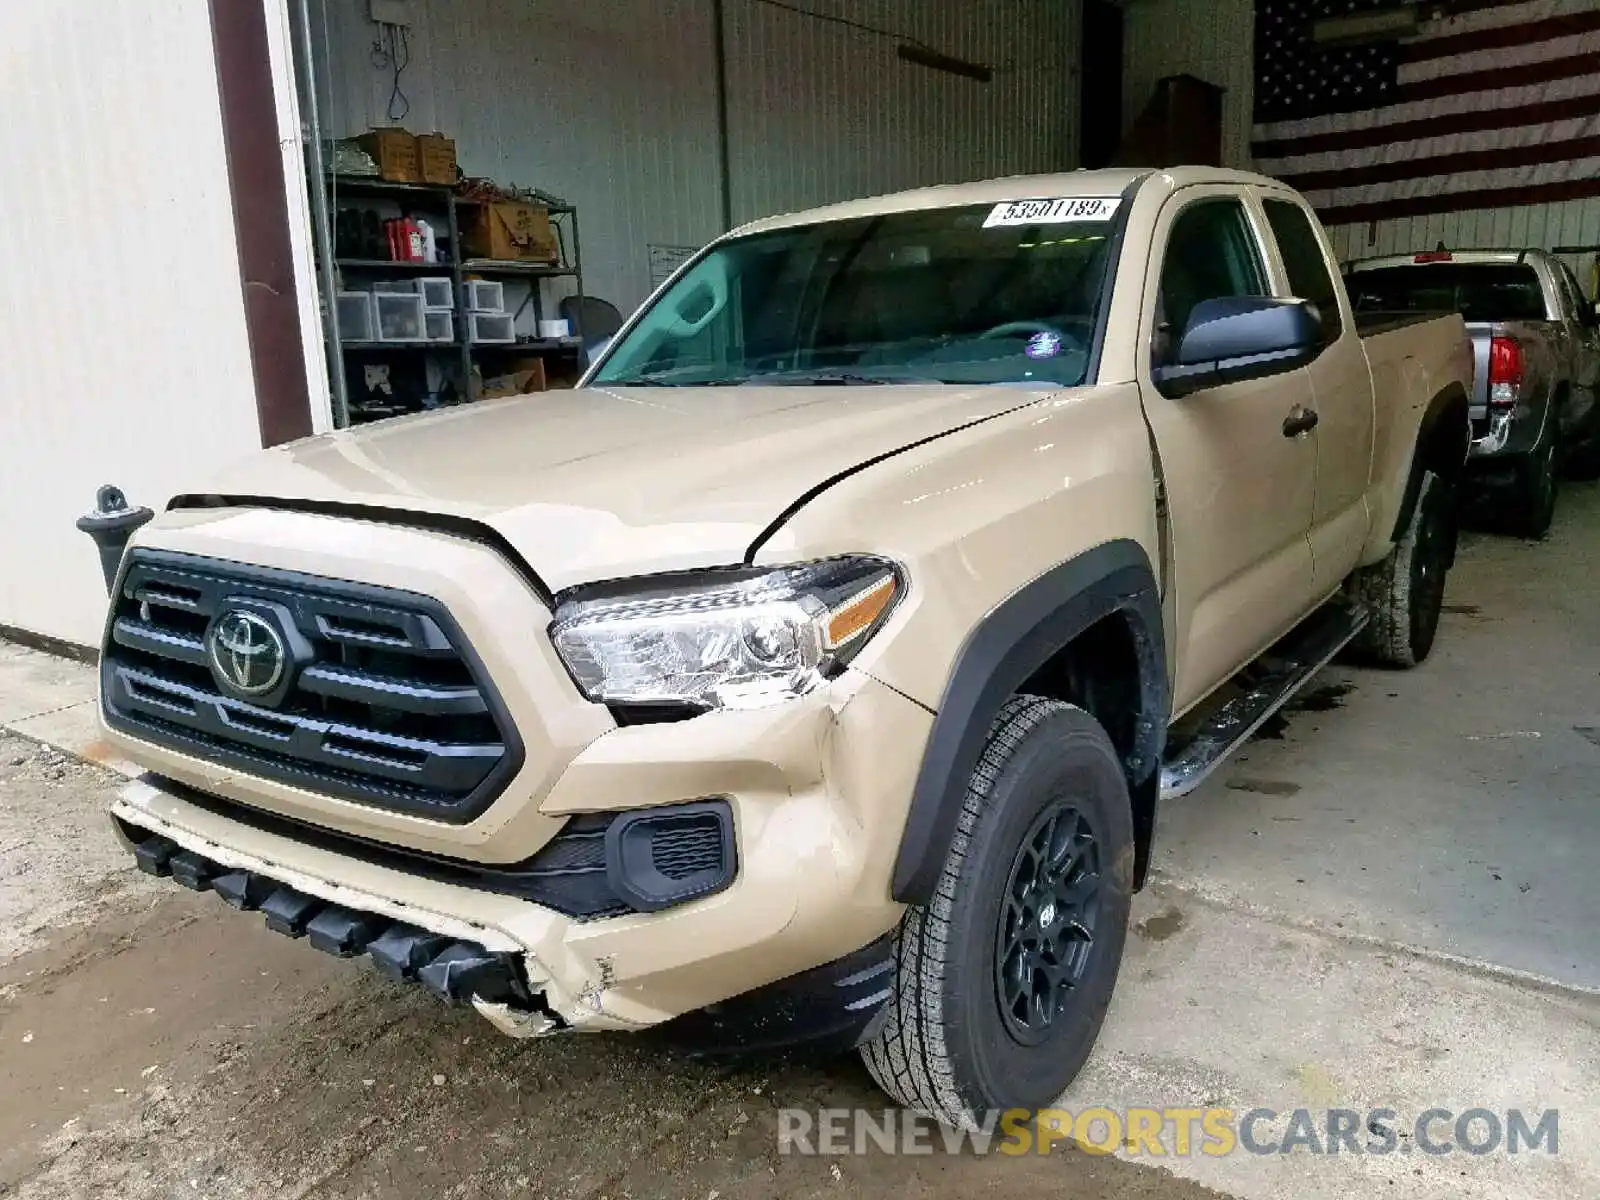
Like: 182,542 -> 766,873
0,732 -> 1228,1200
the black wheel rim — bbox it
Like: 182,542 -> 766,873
994,801 -> 1102,1046
1410,488 -> 1449,654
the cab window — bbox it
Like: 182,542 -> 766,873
1264,198 -> 1343,344
1156,199 -> 1269,364
1555,261 -> 1587,322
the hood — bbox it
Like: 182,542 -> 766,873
185,384 -> 1043,591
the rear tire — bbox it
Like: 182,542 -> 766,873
1564,435 -> 1600,482
860,696 -> 1133,1127
1352,470 -> 1452,669
1512,428 -> 1559,539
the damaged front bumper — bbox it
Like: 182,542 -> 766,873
115,800 -> 573,1037
111,774 -> 673,1035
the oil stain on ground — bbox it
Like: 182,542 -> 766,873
1225,778 -> 1301,796
1291,682 -> 1354,712
1135,908 -> 1186,942
1250,682 -> 1353,741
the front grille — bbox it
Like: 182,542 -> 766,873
101,551 -> 523,822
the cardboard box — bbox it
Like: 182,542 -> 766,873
417,133 -> 457,185
357,128 -> 421,183
480,357 -> 548,400
464,201 -> 559,263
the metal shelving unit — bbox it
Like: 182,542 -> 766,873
320,175 -> 586,421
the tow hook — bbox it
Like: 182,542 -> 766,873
77,484 -> 153,594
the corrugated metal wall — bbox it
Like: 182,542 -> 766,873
312,0 -> 1079,310
1122,0 -> 1255,170
1324,203 -> 1600,279
313,0 -> 723,313
722,0 -> 1079,224
0,0 -> 262,645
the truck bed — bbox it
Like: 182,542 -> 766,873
1353,310 -> 1452,339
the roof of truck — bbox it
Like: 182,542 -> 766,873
729,166 -> 1290,237
1349,250 -> 1554,271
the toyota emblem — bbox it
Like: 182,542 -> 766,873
207,609 -> 287,699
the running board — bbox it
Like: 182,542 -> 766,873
1160,603 -> 1369,800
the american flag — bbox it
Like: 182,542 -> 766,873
1252,0 -> 1600,228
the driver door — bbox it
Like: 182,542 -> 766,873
1137,187 -> 1317,715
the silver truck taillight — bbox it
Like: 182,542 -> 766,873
1487,336 -> 1523,408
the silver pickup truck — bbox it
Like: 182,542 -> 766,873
1346,249 -> 1600,537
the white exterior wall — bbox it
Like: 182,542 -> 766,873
0,1 -> 262,646
313,0 -> 1080,312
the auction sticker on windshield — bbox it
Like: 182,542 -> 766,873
984,197 -> 1121,227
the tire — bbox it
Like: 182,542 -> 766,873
1512,427 -> 1559,539
1565,435 -> 1600,482
1352,470 -> 1453,668
860,696 -> 1133,1127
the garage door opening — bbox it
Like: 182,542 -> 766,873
278,0 -> 1083,427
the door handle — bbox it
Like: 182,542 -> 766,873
1283,406 -> 1320,438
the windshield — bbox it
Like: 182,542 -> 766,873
1346,264 -> 1550,323
591,202 -> 1118,388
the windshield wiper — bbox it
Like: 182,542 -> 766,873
752,369 -> 941,386
606,373 -> 750,387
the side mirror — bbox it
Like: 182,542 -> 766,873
1153,297 -> 1322,398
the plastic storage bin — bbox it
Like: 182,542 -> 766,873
336,292 -> 376,342
372,278 -> 419,295
424,310 -> 455,343
469,311 -> 515,343
420,277 -> 454,310
376,293 -> 426,342
466,280 -> 505,312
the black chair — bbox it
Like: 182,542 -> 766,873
559,295 -> 624,345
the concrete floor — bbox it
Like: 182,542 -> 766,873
1155,479 -> 1600,989
1,481 -> 1597,1199
1068,478 -> 1600,1198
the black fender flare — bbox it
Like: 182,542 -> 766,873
1391,382 -> 1470,541
890,539 -> 1169,904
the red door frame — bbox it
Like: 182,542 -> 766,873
208,0 -> 315,448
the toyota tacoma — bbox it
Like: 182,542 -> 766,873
1347,247 -> 1600,537
87,167 -> 1472,1126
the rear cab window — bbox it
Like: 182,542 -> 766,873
1553,260 -> 1587,322
1347,262 -> 1550,323
1263,198 -> 1342,343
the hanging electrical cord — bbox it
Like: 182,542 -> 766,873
749,0 -> 992,81
749,0 -> 943,56
371,20 -> 411,122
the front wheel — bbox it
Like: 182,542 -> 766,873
860,697 -> 1133,1127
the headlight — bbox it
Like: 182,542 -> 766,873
550,557 -> 903,711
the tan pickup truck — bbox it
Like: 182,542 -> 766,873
84,167 -> 1472,1127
